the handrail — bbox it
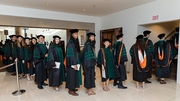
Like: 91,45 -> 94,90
0,63 -> 15,70
165,30 -> 176,40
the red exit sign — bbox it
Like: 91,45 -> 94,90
152,15 -> 159,20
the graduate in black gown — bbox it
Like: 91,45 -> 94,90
47,35 -> 66,91
65,29 -> 82,96
97,39 -> 115,92
143,30 -> 154,83
170,27 -> 179,73
154,33 -> 173,84
82,32 -> 96,95
112,34 -> 128,89
130,35 -> 149,89
171,27 -> 179,56
4,35 -> 17,75
24,37 -> 33,80
30,37 -> 37,77
16,35 -> 27,79
2,39 -> 11,65
33,35 -> 48,89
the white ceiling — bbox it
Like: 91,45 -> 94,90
0,0 -> 155,16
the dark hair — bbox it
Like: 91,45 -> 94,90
70,36 -> 80,52
52,39 -> 61,47
135,39 -> 147,51
86,39 -> 96,49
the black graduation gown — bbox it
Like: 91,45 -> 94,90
130,45 -> 149,82
82,41 -> 96,89
17,44 -> 27,74
4,41 -> 17,72
47,44 -> 66,87
112,41 -> 128,81
65,39 -> 82,90
33,43 -> 48,84
144,38 -> 154,78
24,45 -> 35,76
154,40 -> 173,78
171,33 -> 179,57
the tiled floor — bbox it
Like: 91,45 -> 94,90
0,68 -> 180,101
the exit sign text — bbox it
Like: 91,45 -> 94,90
152,15 -> 159,20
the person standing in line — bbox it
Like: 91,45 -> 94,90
130,35 -> 149,89
65,29 -> 82,96
24,37 -> 33,80
82,32 -> 96,95
97,39 -> 115,91
16,35 -> 27,79
33,35 -> 48,89
112,34 -> 128,89
30,37 -> 37,79
4,35 -> 17,75
47,35 -> 66,91
143,30 -> 154,83
154,33 -> 173,84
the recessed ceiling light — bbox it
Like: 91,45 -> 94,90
46,4 -> 49,6
83,9 -> 86,12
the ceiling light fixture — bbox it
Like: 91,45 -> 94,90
46,4 -> 49,6
83,9 -> 86,12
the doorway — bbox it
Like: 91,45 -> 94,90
100,27 -> 122,48
138,20 -> 180,81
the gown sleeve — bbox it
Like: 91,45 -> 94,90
84,44 -> 96,69
97,49 -> 103,68
47,46 -> 56,68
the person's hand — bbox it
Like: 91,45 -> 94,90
74,65 -> 78,70
169,60 -> 172,64
124,62 -> 127,65
14,58 -> 18,62
22,60 -> 25,63
45,54 -> 48,57
116,65 -> 118,68
33,62 -> 35,67
9,57 -> 12,60
102,65 -> 105,71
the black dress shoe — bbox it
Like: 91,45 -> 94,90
38,86 -> 44,89
118,85 -> 127,89
11,72 -> 16,76
113,82 -> 119,86
42,83 -> 48,86
145,80 -> 152,83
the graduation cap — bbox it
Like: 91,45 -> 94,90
36,35 -> 45,39
53,35 -> 61,39
87,32 -> 96,37
24,37 -> 30,40
103,39 -> 111,42
16,35 -> 24,38
143,30 -> 151,36
157,33 -> 165,39
116,34 -> 123,39
9,35 -> 16,38
31,37 -> 37,40
136,35 -> 144,40
70,29 -> 79,34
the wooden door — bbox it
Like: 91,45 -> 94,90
100,28 -> 122,48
